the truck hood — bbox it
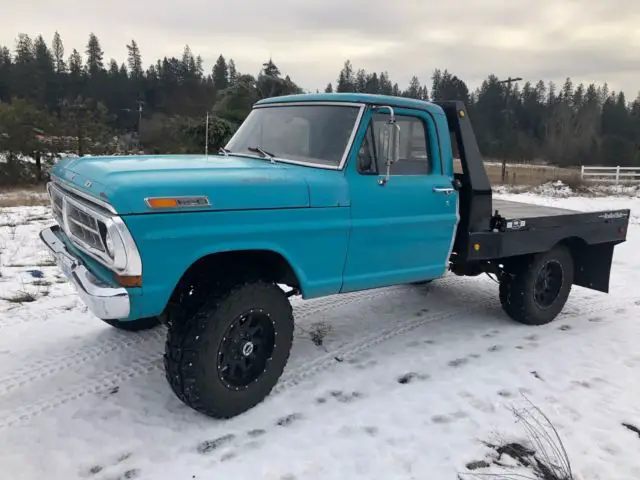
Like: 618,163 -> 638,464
50,154 -> 349,214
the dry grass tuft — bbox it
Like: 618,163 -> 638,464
0,186 -> 49,208
1,291 -> 37,303
459,395 -> 575,480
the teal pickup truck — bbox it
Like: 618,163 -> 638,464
40,93 -> 630,418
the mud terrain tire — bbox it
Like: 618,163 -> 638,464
164,280 -> 294,418
499,245 -> 574,326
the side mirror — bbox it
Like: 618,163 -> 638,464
376,106 -> 400,186
385,122 -> 400,166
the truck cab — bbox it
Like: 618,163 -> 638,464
40,93 -> 630,419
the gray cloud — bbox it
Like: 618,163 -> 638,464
2,0 -> 639,96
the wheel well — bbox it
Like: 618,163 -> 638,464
557,236 -> 587,254
161,250 -> 301,325
554,236 -> 587,276
178,250 -> 299,292
490,237 -> 587,277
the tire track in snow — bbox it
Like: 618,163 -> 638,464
1,282 -> 633,429
0,280 -> 472,428
0,283 -> 414,398
0,328 -> 166,396
0,354 -> 161,429
278,289 -> 640,392
275,289 -> 496,392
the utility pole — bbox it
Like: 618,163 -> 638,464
136,100 -> 144,148
205,112 -> 209,159
497,76 -> 522,183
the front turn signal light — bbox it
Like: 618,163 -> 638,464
115,275 -> 142,288
146,198 -> 179,208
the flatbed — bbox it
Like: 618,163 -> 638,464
492,199 -> 577,219
438,99 -> 630,309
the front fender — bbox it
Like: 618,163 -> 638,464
121,208 -> 350,319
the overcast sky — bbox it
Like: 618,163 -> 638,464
2,0 -> 639,98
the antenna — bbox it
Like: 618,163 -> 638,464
205,112 -> 209,159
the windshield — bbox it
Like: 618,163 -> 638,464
225,104 -> 362,168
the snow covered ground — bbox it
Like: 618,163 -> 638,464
0,188 -> 639,480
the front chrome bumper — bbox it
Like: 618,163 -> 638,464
40,225 -> 130,320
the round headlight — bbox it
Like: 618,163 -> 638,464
104,230 -> 115,258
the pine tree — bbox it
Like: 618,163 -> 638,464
262,58 -> 280,77
336,60 -> 354,92
379,72 -> 392,95
195,55 -> 203,78
0,46 -> 12,102
365,72 -> 379,94
12,34 -> 38,100
228,59 -> 237,85
32,35 -> 55,107
85,33 -> 104,76
355,69 -> 367,93
405,75 -> 421,99
52,31 -> 65,73
68,48 -> 83,76
212,55 -> 229,91
126,39 -> 143,79
108,59 -> 119,76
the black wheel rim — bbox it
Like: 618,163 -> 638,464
533,260 -> 563,308
217,309 -> 276,390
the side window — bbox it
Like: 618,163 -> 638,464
357,113 -> 432,176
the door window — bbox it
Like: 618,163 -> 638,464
357,113 -> 432,176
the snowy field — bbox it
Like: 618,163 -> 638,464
0,186 -> 639,480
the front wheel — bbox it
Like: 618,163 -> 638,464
499,245 -> 574,326
164,280 -> 294,418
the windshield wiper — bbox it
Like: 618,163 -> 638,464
247,146 -> 276,164
218,147 -> 231,157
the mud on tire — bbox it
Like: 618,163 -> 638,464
164,280 -> 294,418
499,245 -> 574,326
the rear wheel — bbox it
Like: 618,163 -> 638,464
499,245 -> 574,326
102,317 -> 160,331
164,280 -> 294,418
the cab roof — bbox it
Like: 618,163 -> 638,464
254,92 -> 446,116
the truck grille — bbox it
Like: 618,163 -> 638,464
67,203 -> 105,251
47,182 -> 108,255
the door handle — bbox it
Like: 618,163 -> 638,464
433,187 -> 454,195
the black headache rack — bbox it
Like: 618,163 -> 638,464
434,100 -> 493,259
435,101 -> 492,242
435,100 -> 631,292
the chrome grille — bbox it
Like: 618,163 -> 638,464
45,180 -> 142,277
47,182 -> 108,255
66,203 -> 105,251
49,186 -> 64,224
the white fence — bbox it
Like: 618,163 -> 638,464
581,166 -> 640,184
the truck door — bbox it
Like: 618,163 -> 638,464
341,107 -> 459,292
